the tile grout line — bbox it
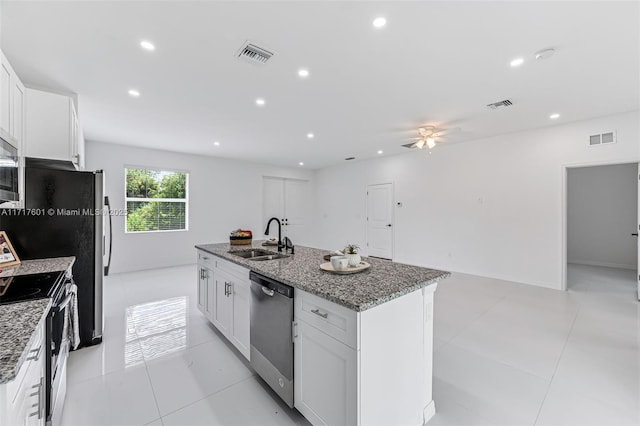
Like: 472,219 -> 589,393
531,303 -> 581,426
157,375 -> 257,421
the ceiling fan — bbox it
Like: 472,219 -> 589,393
404,126 -> 460,149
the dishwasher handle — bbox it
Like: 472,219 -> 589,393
261,286 -> 275,297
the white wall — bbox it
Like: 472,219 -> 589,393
313,111 -> 640,289
86,141 -> 314,274
567,163 -> 638,270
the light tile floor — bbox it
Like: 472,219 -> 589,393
61,263 -> 639,426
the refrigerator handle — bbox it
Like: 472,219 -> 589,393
104,196 -> 113,276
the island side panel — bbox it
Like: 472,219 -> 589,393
359,286 -> 431,426
422,283 -> 438,423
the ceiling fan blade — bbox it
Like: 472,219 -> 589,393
433,127 -> 461,137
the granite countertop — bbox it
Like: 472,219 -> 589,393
196,241 -> 449,312
0,256 -> 75,278
0,298 -> 51,384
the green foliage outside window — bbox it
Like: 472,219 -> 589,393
125,168 -> 188,232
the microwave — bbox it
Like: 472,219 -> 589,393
0,135 -> 20,203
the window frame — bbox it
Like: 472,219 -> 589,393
124,166 -> 190,234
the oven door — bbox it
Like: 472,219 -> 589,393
47,284 -> 72,425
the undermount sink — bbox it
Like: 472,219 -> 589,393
229,249 -> 289,261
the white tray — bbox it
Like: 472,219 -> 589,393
320,261 -> 371,275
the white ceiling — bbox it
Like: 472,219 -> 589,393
1,1 -> 638,169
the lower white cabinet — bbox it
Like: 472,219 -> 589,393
0,315 -> 46,426
294,285 -> 438,426
195,250 -> 250,360
294,320 -> 357,426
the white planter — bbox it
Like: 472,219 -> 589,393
345,253 -> 361,267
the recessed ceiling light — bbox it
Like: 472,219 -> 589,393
128,89 -> 140,97
549,113 -> 560,120
377,150 -> 383,154
510,57 -> 524,67
298,69 -> 310,78
373,17 -> 387,28
140,40 -> 155,51
307,133 -> 314,139
213,141 -> 220,146
255,98 -> 265,106
299,162 -> 304,166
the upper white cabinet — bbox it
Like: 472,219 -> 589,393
262,177 -> 310,243
0,51 -> 26,146
25,88 -> 84,169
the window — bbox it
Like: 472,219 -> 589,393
125,168 -> 188,233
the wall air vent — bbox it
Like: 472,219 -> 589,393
588,131 -> 616,147
237,41 -> 274,65
486,99 -> 514,110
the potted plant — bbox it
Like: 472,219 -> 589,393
344,243 -> 361,267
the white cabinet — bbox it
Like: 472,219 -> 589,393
0,50 -> 26,208
195,250 -> 250,360
294,286 -> 438,426
25,88 -> 84,169
0,315 -> 46,426
262,177 -> 310,243
294,320 -> 357,426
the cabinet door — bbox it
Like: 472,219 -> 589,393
12,77 -> 25,146
0,57 -> 11,138
294,320 -> 357,426
204,267 -> 214,320
197,266 -> 207,315
229,277 -> 250,360
69,101 -> 79,166
212,270 -> 232,336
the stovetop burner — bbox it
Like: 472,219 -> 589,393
0,271 -> 65,305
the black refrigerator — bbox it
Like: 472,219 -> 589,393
1,157 -> 112,348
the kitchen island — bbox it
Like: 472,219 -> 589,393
196,242 -> 448,426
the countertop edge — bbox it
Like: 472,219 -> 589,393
0,298 -> 52,385
195,244 -> 450,312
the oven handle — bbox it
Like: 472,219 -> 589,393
54,293 -> 73,312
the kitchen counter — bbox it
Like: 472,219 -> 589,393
0,256 -> 75,278
0,298 -> 51,384
195,241 -> 449,311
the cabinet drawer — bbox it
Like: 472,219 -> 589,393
196,250 -> 215,270
295,289 -> 358,350
216,256 -> 250,281
6,319 -> 44,405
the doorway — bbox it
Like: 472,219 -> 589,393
564,162 -> 639,300
366,183 -> 394,260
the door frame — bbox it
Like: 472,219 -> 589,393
561,159 -> 639,291
365,182 -> 395,261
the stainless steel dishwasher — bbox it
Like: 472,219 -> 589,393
249,271 -> 294,407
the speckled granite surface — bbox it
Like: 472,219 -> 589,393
1,256 -> 75,277
0,298 -> 51,384
195,242 -> 449,312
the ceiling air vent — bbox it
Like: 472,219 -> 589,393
486,99 -> 514,110
588,131 -> 616,147
237,41 -> 274,65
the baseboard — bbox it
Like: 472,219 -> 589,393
423,400 -> 436,424
568,260 -> 636,270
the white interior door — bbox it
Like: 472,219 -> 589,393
366,183 -> 393,260
637,163 -> 639,300
284,179 -> 309,243
262,177 -> 285,237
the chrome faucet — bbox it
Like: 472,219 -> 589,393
264,217 -> 283,252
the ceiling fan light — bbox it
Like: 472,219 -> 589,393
426,138 -> 436,149
416,139 -> 425,149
